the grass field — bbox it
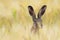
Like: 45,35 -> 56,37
0,0 -> 60,40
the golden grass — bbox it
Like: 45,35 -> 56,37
0,0 -> 60,40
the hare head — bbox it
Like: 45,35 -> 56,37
28,5 -> 47,32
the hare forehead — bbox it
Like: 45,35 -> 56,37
35,18 -> 41,22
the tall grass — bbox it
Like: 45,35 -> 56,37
0,0 -> 60,40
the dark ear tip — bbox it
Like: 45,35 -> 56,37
42,5 -> 47,9
43,5 -> 47,7
28,5 -> 33,11
28,5 -> 32,8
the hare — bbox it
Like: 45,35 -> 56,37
28,5 -> 47,33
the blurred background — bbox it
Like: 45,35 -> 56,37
0,0 -> 60,40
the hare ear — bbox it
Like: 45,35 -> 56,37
28,6 -> 36,22
38,5 -> 47,18
28,6 -> 36,19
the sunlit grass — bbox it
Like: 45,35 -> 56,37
0,0 -> 60,40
